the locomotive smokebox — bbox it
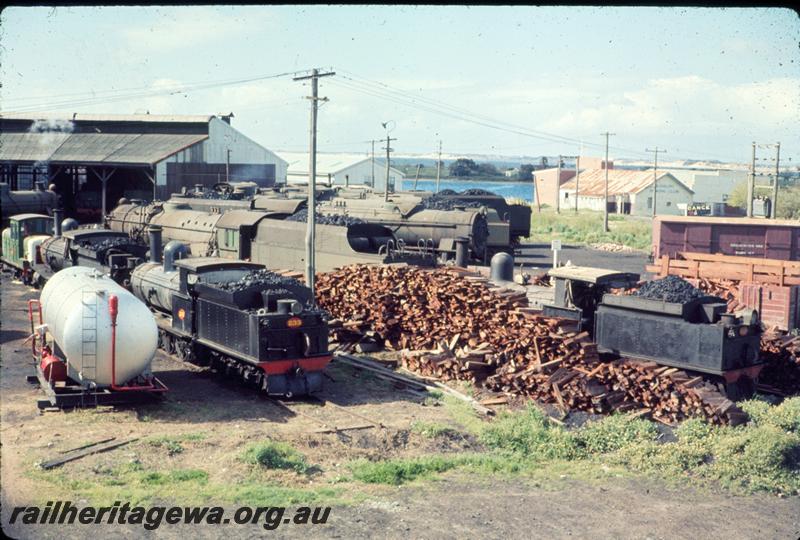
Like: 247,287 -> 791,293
148,226 -> 163,264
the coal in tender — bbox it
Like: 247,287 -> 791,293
77,237 -> 145,250
460,188 -> 498,197
420,195 -> 485,211
285,209 -> 365,227
210,269 -> 304,292
633,275 -> 706,303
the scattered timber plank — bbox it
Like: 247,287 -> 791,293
41,438 -> 138,470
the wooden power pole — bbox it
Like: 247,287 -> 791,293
294,68 -> 335,296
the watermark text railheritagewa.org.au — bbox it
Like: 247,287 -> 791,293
8,501 -> 331,531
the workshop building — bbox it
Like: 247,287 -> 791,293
0,113 -> 287,221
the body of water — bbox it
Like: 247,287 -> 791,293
400,179 -> 535,202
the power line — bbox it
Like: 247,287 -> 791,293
2,70 -> 306,113
336,71 -> 655,158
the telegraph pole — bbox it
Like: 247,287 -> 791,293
435,140 -> 442,193
645,147 -> 666,218
574,155 -> 580,213
383,134 -> 397,202
555,155 -> 562,214
413,164 -> 421,190
294,68 -> 335,296
556,155 -> 579,214
747,142 -> 756,218
226,148 -> 231,183
772,142 -> 781,219
368,139 -> 379,188
601,132 -> 615,232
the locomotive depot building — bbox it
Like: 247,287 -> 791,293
277,151 -> 406,191
0,113 -> 287,222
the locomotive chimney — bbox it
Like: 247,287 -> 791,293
148,226 -> 163,264
53,208 -> 63,238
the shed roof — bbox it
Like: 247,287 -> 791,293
0,112 -> 215,124
276,151 -> 405,177
0,131 -> 208,166
560,169 -> 693,197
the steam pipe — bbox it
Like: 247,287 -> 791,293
53,208 -> 63,238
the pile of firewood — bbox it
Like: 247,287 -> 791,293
758,328 -> 800,395
317,265 -> 528,352
690,277 -> 744,312
317,265 -> 749,424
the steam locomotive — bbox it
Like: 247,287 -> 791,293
131,229 -> 330,396
8,210 -> 332,397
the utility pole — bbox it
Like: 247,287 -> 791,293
772,142 -> 781,219
574,155 -> 580,213
226,148 -> 231,183
558,155 -> 579,214
555,156 -> 562,214
747,142 -> 756,218
383,134 -> 397,202
294,68 -> 335,296
413,164 -> 421,190
368,139 -> 378,188
645,147 -> 666,218
601,132 -> 615,232
435,140 -> 442,193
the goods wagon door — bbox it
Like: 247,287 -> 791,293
714,225 -> 767,257
765,227 -> 794,260
686,224 -> 711,254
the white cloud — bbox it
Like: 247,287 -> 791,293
121,7 -> 276,51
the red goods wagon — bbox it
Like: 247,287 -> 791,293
653,216 -> 800,261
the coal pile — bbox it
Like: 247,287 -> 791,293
210,269 -> 304,292
634,276 -> 706,303
285,209 -> 366,227
436,189 -> 458,196
420,197 -> 485,211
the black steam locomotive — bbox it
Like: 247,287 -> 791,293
129,228 -> 330,396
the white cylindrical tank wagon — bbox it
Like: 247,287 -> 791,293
39,267 -> 158,387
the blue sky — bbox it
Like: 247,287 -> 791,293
1,6 -> 798,164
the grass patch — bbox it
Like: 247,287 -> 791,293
241,440 -> 310,473
144,432 -> 207,456
349,454 -> 524,485
31,463 -> 343,507
349,399 -> 800,495
528,209 -> 651,250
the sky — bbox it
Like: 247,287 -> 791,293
1,5 -> 798,165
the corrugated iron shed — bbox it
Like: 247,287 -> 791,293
0,132 -> 71,162
561,169 -> 693,197
0,132 -> 208,166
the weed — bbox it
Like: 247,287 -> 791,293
241,440 -> 310,473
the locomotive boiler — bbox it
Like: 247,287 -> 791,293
0,182 -> 58,226
106,200 -> 434,272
